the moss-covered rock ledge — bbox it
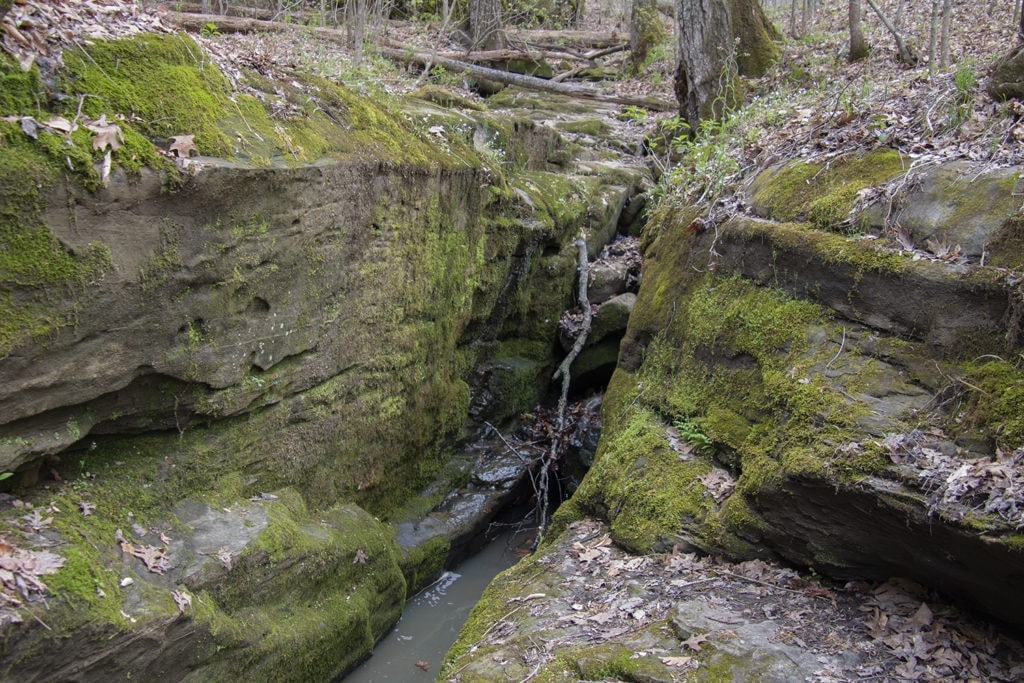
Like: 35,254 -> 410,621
0,33 -> 650,680
563,157 -> 1024,628
446,153 -> 1024,677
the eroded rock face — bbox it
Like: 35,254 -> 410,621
585,158 -> 1024,622
0,69 -> 652,681
447,156 -> 1024,678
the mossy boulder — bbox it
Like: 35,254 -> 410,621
555,185 -> 1024,628
747,149 -> 909,232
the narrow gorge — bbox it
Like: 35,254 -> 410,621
2,2 -> 1024,681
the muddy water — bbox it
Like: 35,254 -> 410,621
342,530 -> 529,682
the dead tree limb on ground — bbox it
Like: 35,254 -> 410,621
162,12 -> 676,111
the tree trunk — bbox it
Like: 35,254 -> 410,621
940,0 -> 951,68
864,0 -> 918,66
928,0 -> 940,73
674,0 -> 781,130
849,0 -> 867,62
630,0 -> 665,72
469,0 -> 505,51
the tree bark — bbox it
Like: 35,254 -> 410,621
468,0 -> 505,51
939,0 -> 951,68
674,0 -> 781,130
849,0 -> 867,62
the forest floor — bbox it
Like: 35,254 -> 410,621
5,0 -> 1024,680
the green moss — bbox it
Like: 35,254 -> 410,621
0,123 -> 114,358
56,34 -> 452,169
751,149 -> 908,231
60,34 -> 236,157
959,358 -> 1024,448
570,269 -> 886,554
570,406 -> 715,552
181,498 -> 407,681
986,213 -> 1024,270
410,84 -> 486,110
0,54 -> 43,115
554,119 -> 612,137
729,217 -> 911,275
572,641 -> 671,681
42,542 -> 125,628
399,534 -> 451,595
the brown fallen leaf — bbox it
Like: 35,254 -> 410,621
86,115 -> 123,151
172,589 -> 192,615
215,546 -> 233,570
168,134 -> 197,158
353,549 -> 368,564
909,602 -> 933,631
415,660 -> 429,671
681,632 -> 709,652
115,529 -> 170,575
42,116 -> 75,134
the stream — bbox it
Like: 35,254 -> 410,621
341,528 -> 531,682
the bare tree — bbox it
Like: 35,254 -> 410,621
849,0 -> 867,62
468,0 -> 506,51
864,0 -> 918,66
929,0 -> 940,73
674,0 -> 780,130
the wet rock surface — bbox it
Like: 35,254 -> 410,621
394,438 -> 533,574
441,519 -> 1024,682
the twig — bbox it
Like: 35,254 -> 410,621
826,326 -> 847,369
715,570 -> 804,594
484,421 -> 532,465
25,608 -> 52,631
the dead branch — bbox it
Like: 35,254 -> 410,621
863,0 -> 919,65
161,12 -> 676,111
534,235 -> 592,548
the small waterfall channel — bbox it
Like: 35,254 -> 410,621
337,230 -> 639,681
335,409 -> 596,682
342,529 -> 530,682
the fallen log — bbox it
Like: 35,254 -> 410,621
514,29 -> 625,49
379,45 -> 674,111
161,11 -> 677,112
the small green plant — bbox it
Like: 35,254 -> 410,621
948,59 -> 976,128
619,105 -> 649,122
427,65 -> 461,88
954,59 -> 977,95
200,22 -> 221,39
673,418 -> 715,456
